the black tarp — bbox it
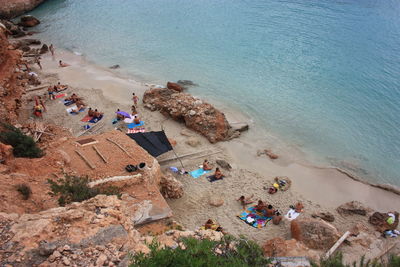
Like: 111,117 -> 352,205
127,131 -> 173,157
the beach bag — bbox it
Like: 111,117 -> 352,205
125,164 -> 137,172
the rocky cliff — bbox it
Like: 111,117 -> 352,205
0,0 -> 46,19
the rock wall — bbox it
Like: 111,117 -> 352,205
0,0 -> 46,19
0,27 -> 27,123
143,88 -> 232,143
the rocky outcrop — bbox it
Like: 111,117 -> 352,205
0,142 -> 14,164
369,211 -> 399,232
0,27 -> 28,123
337,201 -> 372,216
160,173 -> 184,199
290,217 -> 341,250
0,0 -> 46,19
18,15 -> 40,27
262,237 -> 319,260
143,87 -> 235,143
312,212 -> 335,222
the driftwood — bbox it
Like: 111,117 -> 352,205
325,231 -> 350,258
26,84 -> 49,92
75,150 -> 96,169
375,242 -> 398,259
158,150 -> 222,164
93,145 -> 108,163
106,138 -> 133,158
88,174 -> 142,187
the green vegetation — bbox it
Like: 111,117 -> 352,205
130,235 -> 270,267
48,173 -> 121,206
16,184 -> 32,200
0,122 -> 43,158
312,252 -> 400,267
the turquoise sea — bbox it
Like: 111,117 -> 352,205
29,0 -> 400,185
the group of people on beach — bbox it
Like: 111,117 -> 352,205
202,159 -> 224,182
47,82 -> 68,100
114,93 -> 141,125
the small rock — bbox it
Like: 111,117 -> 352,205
62,256 -> 71,266
167,82 -> 184,92
52,250 -> 62,259
38,241 -> 57,256
185,137 -> 200,147
216,159 -> 232,170
40,44 -> 48,54
231,123 -> 249,132
109,64 -> 120,69
19,15 -> 40,27
209,197 -> 224,207
312,212 -> 335,222
180,129 -> 192,137
265,150 -> 278,159
96,253 -> 108,266
63,245 -> 71,251
188,110 -> 196,116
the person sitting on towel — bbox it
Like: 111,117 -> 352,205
265,204 -> 275,218
202,159 -> 212,171
295,202 -> 304,213
93,109 -> 103,119
66,93 -> 79,102
116,109 -> 125,120
214,168 -> 224,179
87,107 -> 95,117
237,194 -> 254,209
134,115 -> 141,124
272,212 -> 283,225
255,200 -> 267,213
56,82 -> 68,91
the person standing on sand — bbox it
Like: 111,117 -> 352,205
49,44 -> 55,57
132,93 -> 139,106
35,56 -> 42,70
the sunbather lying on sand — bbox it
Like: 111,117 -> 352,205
237,194 -> 254,209
59,60 -> 70,67
66,93 -> 78,102
202,159 -> 212,171
203,219 -> 223,232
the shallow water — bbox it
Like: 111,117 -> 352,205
29,0 -> 400,185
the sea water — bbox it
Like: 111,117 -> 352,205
28,0 -> 400,185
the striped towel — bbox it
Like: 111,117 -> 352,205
127,128 -> 146,134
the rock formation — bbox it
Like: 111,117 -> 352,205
167,81 -> 184,92
143,87 -> 237,143
0,0 -> 47,19
337,201 -> 372,216
262,237 -> 319,260
160,173 -> 184,199
290,217 -> 341,250
18,15 -> 40,27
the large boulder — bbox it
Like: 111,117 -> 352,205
160,173 -> 184,199
290,217 -> 340,250
337,201 -> 371,216
0,1 -> 46,19
18,15 -> 40,27
143,88 -> 232,143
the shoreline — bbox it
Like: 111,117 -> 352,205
28,44 -> 400,204
32,36 -> 399,191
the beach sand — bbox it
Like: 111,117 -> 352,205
23,47 -> 400,261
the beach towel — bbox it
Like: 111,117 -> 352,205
207,175 -> 224,182
127,128 -> 146,134
66,106 -> 77,114
285,209 -> 300,221
127,121 -> 145,129
81,115 -> 93,122
64,100 -> 74,106
238,206 -> 272,228
89,115 -> 103,123
189,168 -> 211,179
54,93 -> 66,99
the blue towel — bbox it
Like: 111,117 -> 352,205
89,115 -> 103,123
127,121 -> 145,129
189,168 -> 211,179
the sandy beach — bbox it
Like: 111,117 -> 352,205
21,45 -> 400,262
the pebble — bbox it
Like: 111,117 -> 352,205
53,250 -> 62,258
62,256 -> 71,266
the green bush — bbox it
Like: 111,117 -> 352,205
16,184 -> 32,200
312,252 -> 400,267
130,235 -> 270,267
48,173 -> 121,206
0,122 -> 43,158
